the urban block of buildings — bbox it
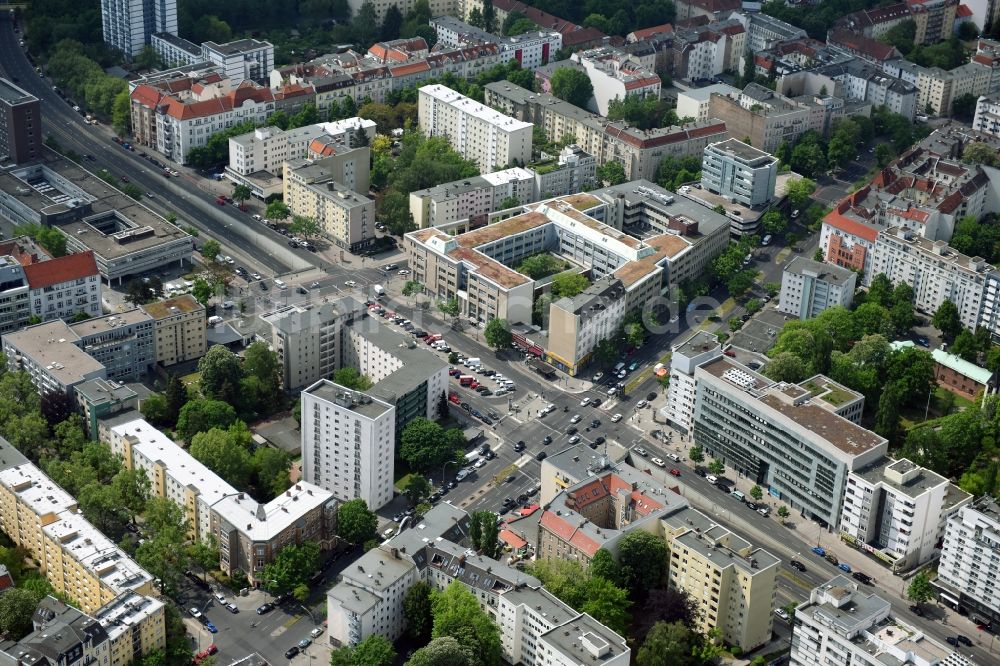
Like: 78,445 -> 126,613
791,575 -> 972,666
485,81 -> 729,182
778,256 -> 858,319
839,457 -> 971,572
428,15 -> 563,71
282,156 -> 374,252
107,416 -> 337,583
138,293 -> 207,367
935,496 -> 1000,628
418,84 -> 533,173
0,150 -> 192,284
834,0 -> 959,47
100,0 -> 178,60
408,144 -> 596,229
129,66 -> 275,164
461,0 -> 608,51
327,501 -> 629,665
700,138 -> 778,207
0,77 -> 41,165
151,36 -> 275,84
537,448 -> 780,652
226,117 -> 376,198
548,47 -> 662,116
405,187 -> 729,375
681,352 -> 885,527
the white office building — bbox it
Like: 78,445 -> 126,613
101,0 -> 177,60
936,497 -> 1000,627
840,457 -> 971,572
408,167 -> 535,229
663,331 -> 723,434
792,576 -> 971,666
418,84 -> 533,173
779,257 -> 857,319
701,138 -> 778,207
301,380 -> 396,510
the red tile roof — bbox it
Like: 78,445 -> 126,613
160,85 -> 274,120
956,4 -> 973,17
624,75 -> 662,91
628,23 -> 674,42
22,251 -> 98,289
390,61 -> 431,77
829,29 -> 900,61
823,207 -> 879,242
499,529 -> 527,550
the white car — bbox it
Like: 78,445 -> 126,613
215,593 -> 227,604
634,446 -> 647,457
607,385 -> 618,396
310,627 -> 324,638
636,399 -> 648,409
252,214 -> 262,221
775,608 -> 791,621
592,372 -> 604,382
580,397 -> 591,407
398,269 -> 410,276
679,185 -> 691,193
345,280 -> 357,287
251,273 -> 262,280
570,414 -> 582,424
651,457 -> 666,468
568,435 -> 581,444
189,608 -> 203,619
474,457 -> 487,468
611,413 -> 623,422
667,453 -> 681,462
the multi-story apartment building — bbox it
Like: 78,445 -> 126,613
731,11 -> 807,54
129,69 -> 274,164
840,457 -> 971,572
100,0 -> 177,60
936,497 -> 1000,626
428,16 -> 562,70
327,502 -> 630,663
0,78 -> 41,165
283,158 -> 374,251
779,257 -> 857,319
485,81 -> 729,182
0,256 -> 30,335
693,356 -> 887,527
0,152 -> 192,284
462,0 -> 608,50
149,32 -> 202,68
19,250 -> 102,324
2,320 -> 108,396
701,138 -> 778,207
537,458 -> 779,652
973,90 -> 1000,136
202,39 -> 274,83
0,436 -> 156,614
676,83 -> 742,123
531,144 -> 597,199
74,377 -> 138,439
408,167 -> 535,229
259,299 -> 362,392
70,309 -> 154,381
871,226 -> 993,333
300,380 -> 396,510
226,118 -> 375,198
341,318 -> 449,435
792,576 -> 968,666
139,294 -> 206,367
708,83 -> 845,153
669,20 -> 747,83
786,59 -> 919,122
664,331 -> 724,434
108,417 -> 337,583
837,0 -> 958,46
418,84 -> 533,172
567,47 -> 662,116
0,594 -> 165,666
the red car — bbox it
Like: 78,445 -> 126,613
216,196 -> 226,205
670,469 -> 681,477
193,645 -> 218,664
448,393 -> 461,404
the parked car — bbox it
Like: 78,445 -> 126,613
651,457 -> 666,467
669,468 -> 681,477
811,546 -> 826,557
775,608 -> 791,621
204,622 -> 217,634
790,560 -> 806,572
256,603 -> 274,615
285,647 -> 300,659
611,413 -> 623,423
852,571 -> 872,585
570,414 -> 582,424
189,608 -> 203,619
634,447 -> 647,457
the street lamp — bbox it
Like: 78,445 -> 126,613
441,460 -> 455,486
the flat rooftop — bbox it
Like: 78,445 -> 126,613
538,613 -> 629,665
203,38 -> 271,55
338,318 -> 450,400
302,379 -> 394,420
0,151 -> 190,260
784,256 -> 856,285
852,456 -> 953,499
140,294 -> 203,319
70,309 -> 152,338
0,78 -> 36,106
2,321 -> 104,387
675,330 -> 721,359
420,84 -> 532,132
708,137 -> 776,164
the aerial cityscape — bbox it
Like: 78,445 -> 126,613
1,0 -> 1000,664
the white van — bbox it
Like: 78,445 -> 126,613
731,490 -> 746,502
273,279 -> 287,290
465,357 -> 481,367
613,362 -> 626,373
207,315 -> 224,325
705,474 -> 718,484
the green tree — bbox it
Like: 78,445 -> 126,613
484,318 -> 513,350
231,184 -> 252,208
636,621 -> 705,666
186,535 -> 219,581
112,468 -> 151,526
266,200 -> 291,222
338,498 -> 378,544
381,4 -> 404,40
750,485 -> 763,501
762,209 -> 787,235
0,588 -> 44,639
688,445 -> 704,464
331,634 -> 396,666
933,299 -> 963,342
727,269 -> 757,298
333,367 -> 374,390
406,637 -> 474,666
401,418 -> 465,473
589,548 -> 621,586
289,215 -> 321,239
617,531 -> 668,600
764,351 -> 808,383
594,338 -> 618,368
112,89 -> 131,135
790,142 -> 827,175
402,280 -> 424,304
431,581 -> 502,666
403,580 -> 434,641
164,374 -> 188,425
198,345 -> 243,404
907,572 -> 935,604
469,511 -> 501,559
528,558 -> 631,634
135,498 -> 188,593
190,425 -> 254,488
402,474 -> 432,507
551,272 -> 590,299
437,298 -> 461,324
597,161 -> 627,185
875,143 -> 895,167
785,177 -> 817,210
550,67 -> 594,108
708,459 -> 725,475
200,239 -> 222,263
777,505 -> 790,522
176,399 -> 237,442
962,141 -> 999,166
261,541 -> 321,595
140,393 -> 170,425
252,447 -> 292,499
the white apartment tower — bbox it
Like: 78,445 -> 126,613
663,331 -> 722,434
418,84 -> 533,173
101,0 -> 177,60
701,138 -> 778,208
839,457 -> 971,572
936,497 -> 1000,627
301,380 -> 396,510
779,257 -> 857,319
